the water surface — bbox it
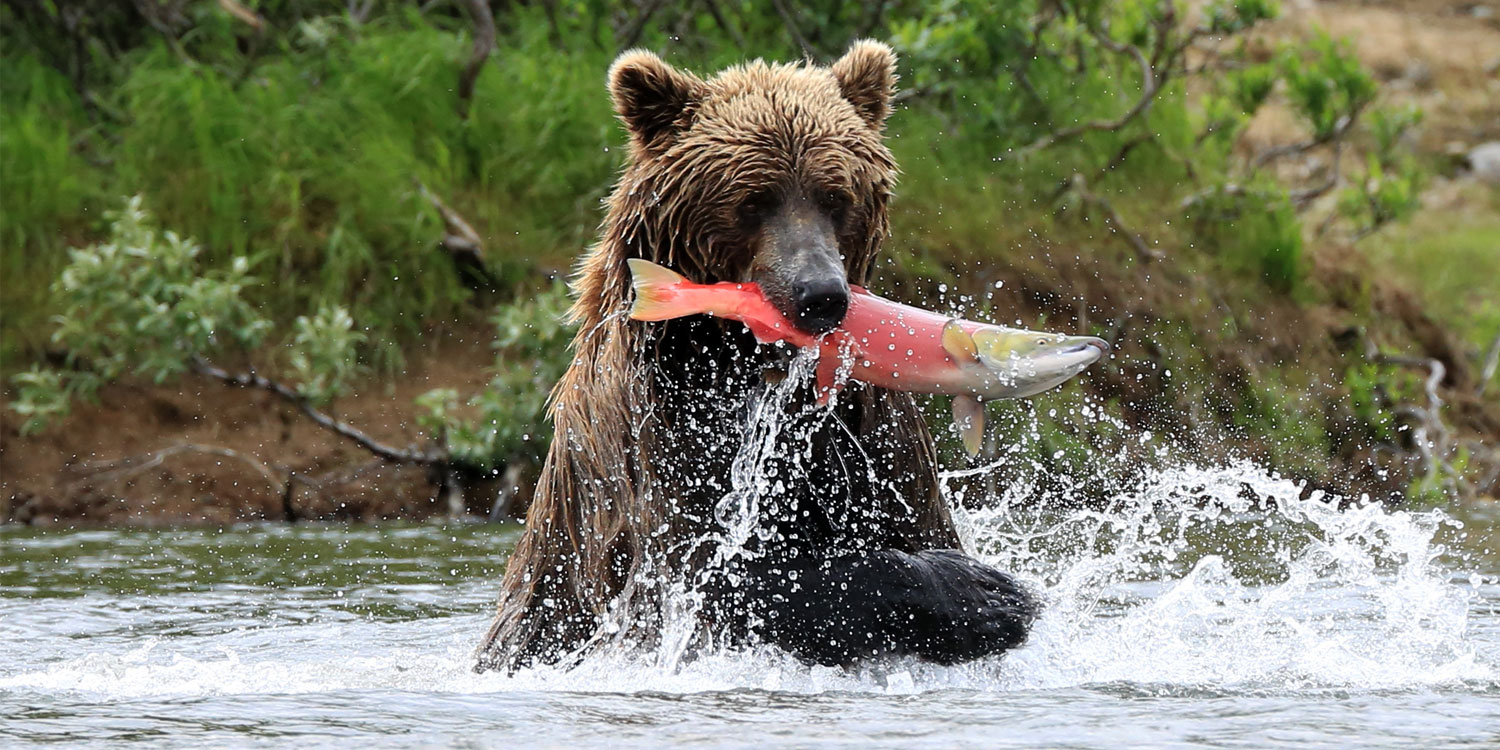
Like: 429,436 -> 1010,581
3,464 -> 1498,749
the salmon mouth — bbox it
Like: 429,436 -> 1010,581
1055,337 -> 1110,368
979,335 -> 1110,399
1045,337 -> 1110,370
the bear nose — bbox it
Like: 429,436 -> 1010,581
792,279 -> 850,335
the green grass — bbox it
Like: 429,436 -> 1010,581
1360,183 -> 1500,360
2,16 -> 623,371
0,55 -> 107,368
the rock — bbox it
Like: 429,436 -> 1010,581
1468,142 -> 1500,185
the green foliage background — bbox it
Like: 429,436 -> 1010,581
3,0 -> 1485,505
4,0 -> 1325,363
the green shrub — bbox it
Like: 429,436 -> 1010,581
11,195 -> 571,481
1280,33 -> 1377,142
1184,186 -> 1305,292
418,282 -> 574,472
10,197 -> 270,433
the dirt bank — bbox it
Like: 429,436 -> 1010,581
0,327 -> 516,525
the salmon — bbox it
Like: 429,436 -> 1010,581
627,259 -> 1109,454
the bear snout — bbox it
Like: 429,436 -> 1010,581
792,278 -> 849,335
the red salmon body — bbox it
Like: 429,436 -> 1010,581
626,258 -> 1108,453
628,259 -> 1003,399
830,290 -> 976,396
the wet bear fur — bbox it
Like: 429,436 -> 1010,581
476,41 -> 1037,672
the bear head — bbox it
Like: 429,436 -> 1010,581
604,41 -> 899,336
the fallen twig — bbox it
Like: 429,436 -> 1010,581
72,443 -> 283,493
67,443 -> 404,522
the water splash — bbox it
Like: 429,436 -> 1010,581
654,351 -> 827,670
962,461 -> 1486,690
1,398 -> 1493,701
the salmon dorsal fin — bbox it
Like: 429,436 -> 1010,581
941,320 -> 979,364
951,395 -> 985,456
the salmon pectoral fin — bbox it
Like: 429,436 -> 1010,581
815,350 -> 846,406
941,320 -> 980,364
952,395 -> 985,456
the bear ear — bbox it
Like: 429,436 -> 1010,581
832,40 -> 897,130
609,50 -> 705,156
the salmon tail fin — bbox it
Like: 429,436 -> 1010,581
627,258 -> 693,321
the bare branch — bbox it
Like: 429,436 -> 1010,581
618,0 -> 667,51
457,0 -> 497,119
190,357 -> 437,467
769,0 -> 818,60
1016,13 -> 1169,157
700,0 -> 746,48
1361,333 -> 1466,499
489,463 -> 525,522
347,0 -> 375,25
1290,139 -> 1345,210
1251,105 -> 1366,170
132,0 -> 195,64
218,0 -> 265,32
417,179 -> 484,260
416,179 -> 494,291
855,0 -> 890,40
1065,174 -> 1164,262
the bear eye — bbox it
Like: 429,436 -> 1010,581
738,191 -> 777,226
818,189 -> 852,222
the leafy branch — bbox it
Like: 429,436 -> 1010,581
10,197 -> 572,517
1016,4 -> 1177,157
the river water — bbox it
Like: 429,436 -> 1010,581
2,461 -> 1498,748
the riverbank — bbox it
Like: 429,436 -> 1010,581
2,0 -> 1497,525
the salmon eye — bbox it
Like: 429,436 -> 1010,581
1036,338 -> 1047,346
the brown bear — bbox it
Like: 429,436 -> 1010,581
475,41 -> 1037,673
